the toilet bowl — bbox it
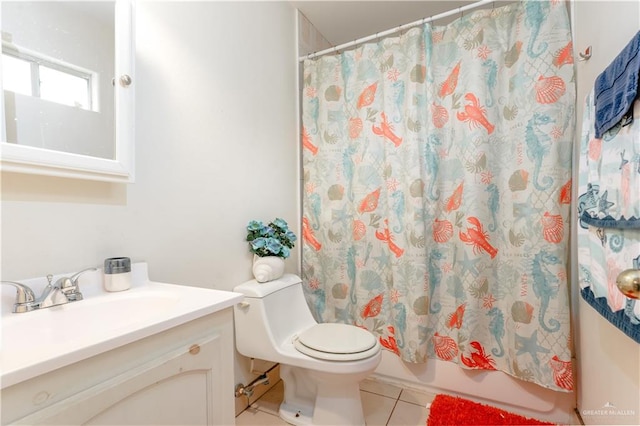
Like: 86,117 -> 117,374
234,274 -> 382,425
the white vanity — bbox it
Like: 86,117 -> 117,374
1,263 -> 243,425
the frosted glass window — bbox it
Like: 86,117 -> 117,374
40,65 -> 90,109
2,53 -> 32,96
1,48 -> 93,110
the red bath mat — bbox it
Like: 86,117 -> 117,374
427,394 -> 555,425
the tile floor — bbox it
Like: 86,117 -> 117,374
236,378 -> 434,426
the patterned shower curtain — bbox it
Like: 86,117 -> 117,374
301,0 -> 575,391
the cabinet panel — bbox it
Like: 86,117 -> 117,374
90,373 -> 210,425
4,310 -> 236,426
16,335 -> 221,425
86,338 -> 219,425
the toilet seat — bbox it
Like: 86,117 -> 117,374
293,323 -> 379,361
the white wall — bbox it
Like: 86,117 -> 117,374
297,10 -> 331,57
573,1 -> 640,424
1,0 -> 298,388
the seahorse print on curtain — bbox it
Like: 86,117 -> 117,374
301,0 -> 575,392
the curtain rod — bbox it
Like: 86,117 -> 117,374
299,0 -> 495,62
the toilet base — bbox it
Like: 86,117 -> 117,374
311,377 -> 365,425
279,402 -> 313,425
279,364 -> 369,425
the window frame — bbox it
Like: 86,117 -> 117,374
2,41 -> 97,111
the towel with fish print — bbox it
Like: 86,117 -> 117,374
577,91 -> 640,343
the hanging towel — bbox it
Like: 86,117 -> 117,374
578,90 -> 640,344
594,30 -> 640,138
580,91 -> 640,229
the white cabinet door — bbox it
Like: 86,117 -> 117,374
14,334 -> 229,425
17,335 -> 222,425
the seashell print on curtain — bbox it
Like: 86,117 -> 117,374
301,0 -> 575,392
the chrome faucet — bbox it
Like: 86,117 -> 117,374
37,274 -> 72,309
1,267 -> 97,313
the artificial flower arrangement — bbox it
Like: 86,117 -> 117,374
246,218 -> 296,259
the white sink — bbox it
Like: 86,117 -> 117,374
3,288 -> 180,342
1,263 -> 244,388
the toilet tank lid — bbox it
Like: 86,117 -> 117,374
234,274 -> 302,298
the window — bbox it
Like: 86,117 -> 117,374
2,54 -> 32,96
2,45 -> 94,110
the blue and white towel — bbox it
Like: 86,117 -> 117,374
578,91 -> 640,343
594,31 -> 640,138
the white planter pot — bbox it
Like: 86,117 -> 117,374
252,255 -> 285,283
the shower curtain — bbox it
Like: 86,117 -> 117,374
301,0 -> 575,391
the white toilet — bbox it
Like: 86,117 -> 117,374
233,274 -> 382,425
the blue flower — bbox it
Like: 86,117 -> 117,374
251,238 -> 267,250
285,230 -> 297,242
273,218 -> 288,229
262,226 -> 276,237
247,220 -> 263,231
246,217 -> 296,258
266,238 -> 282,254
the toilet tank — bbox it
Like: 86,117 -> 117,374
233,274 -> 317,359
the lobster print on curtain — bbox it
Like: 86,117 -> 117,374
301,0 -> 575,392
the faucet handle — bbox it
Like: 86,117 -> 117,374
1,281 -> 37,312
1,281 -> 36,303
57,276 -> 82,302
60,267 -> 98,301
71,267 -> 98,283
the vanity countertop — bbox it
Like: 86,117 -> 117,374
0,263 -> 243,389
